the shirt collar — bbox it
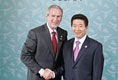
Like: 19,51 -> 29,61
74,35 -> 87,45
47,23 -> 57,34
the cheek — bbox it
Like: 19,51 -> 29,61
57,18 -> 62,22
82,29 -> 87,34
47,17 -> 51,22
71,28 -> 74,33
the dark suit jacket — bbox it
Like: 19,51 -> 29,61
21,23 -> 67,80
62,36 -> 104,80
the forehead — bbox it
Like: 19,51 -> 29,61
73,19 -> 84,24
49,8 -> 62,15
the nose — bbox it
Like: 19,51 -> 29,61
76,26 -> 80,30
54,16 -> 58,21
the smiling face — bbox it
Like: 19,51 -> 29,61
46,8 -> 62,30
72,19 -> 88,40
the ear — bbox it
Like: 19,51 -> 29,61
46,14 -> 49,20
46,14 -> 48,18
86,26 -> 88,30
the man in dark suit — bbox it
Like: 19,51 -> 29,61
62,14 -> 104,80
20,5 -> 67,80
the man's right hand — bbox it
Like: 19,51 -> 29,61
42,68 -> 55,80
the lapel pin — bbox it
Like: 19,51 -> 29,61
85,45 -> 88,48
60,35 -> 63,38
60,35 -> 63,41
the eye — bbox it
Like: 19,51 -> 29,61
80,25 -> 83,27
79,24 -> 83,27
72,25 -> 76,28
52,15 -> 55,17
57,16 -> 61,18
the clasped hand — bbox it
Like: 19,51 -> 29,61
42,68 -> 54,80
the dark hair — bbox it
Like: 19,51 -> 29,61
71,14 -> 88,27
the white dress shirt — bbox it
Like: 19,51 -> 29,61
47,23 -> 58,42
73,35 -> 87,51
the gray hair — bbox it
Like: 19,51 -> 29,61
46,5 -> 63,15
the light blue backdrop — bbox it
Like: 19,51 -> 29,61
0,0 -> 118,80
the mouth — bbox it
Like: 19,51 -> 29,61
75,31 -> 81,34
53,22 -> 59,25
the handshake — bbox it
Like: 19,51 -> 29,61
41,68 -> 55,80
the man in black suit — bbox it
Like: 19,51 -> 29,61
62,14 -> 104,80
21,5 -> 67,80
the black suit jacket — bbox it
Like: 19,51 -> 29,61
21,24 -> 67,80
62,36 -> 104,80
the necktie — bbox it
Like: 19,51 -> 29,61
73,41 -> 80,61
52,31 -> 57,56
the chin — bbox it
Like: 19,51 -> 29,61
52,26 -> 57,29
75,35 -> 81,38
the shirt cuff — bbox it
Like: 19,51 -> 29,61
52,71 -> 55,78
39,68 -> 44,77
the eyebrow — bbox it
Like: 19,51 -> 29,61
73,24 -> 83,25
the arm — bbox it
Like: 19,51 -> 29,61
54,66 -> 64,78
93,43 -> 104,80
20,30 -> 41,74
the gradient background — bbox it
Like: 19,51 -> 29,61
0,0 -> 118,80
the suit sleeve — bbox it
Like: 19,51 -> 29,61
20,30 -> 41,74
93,43 -> 104,80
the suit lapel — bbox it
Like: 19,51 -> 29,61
42,26 -> 66,60
43,24 -> 55,58
70,39 -> 75,64
73,36 -> 90,67
55,27 -> 63,60
55,41 -> 62,60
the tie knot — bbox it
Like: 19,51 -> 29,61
52,31 -> 56,35
76,41 -> 80,45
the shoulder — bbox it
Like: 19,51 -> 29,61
64,38 -> 74,46
27,24 -> 46,37
57,27 -> 68,41
30,24 -> 46,32
57,27 -> 67,34
67,38 -> 74,43
88,36 -> 102,47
